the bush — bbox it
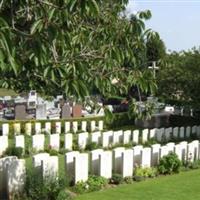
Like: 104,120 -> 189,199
73,176 -> 108,194
133,167 -> 157,180
24,167 -> 68,200
85,142 -> 99,151
110,174 -> 124,185
57,190 -> 72,200
5,147 -> 23,158
87,175 -> 108,192
73,181 -> 89,194
123,176 -> 133,184
158,152 -> 181,174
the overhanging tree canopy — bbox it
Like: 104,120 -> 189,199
0,0 -> 159,106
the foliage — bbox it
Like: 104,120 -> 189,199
56,190 -> 72,200
123,176 -> 134,184
157,48 -> 200,108
0,1 -> 163,119
73,175 -> 108,194
73,181 -> 89,194
24,167 -> 68,200
85,142 -> 99,151
5,146 -> 23,158
87,175 -> 108,192
158,152 -> 181,174
110,174 -> 124,185
133,167 -> 157,179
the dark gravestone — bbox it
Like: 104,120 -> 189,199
61,104 -> 71,119
72,104 -> 82,117
15,105 -> 27,120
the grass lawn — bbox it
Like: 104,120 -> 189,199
75,169 -> 200,200
0,88 -> 17,97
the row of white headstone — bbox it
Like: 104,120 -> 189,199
1,139 -> 200,197
0,120 -> 104,135
141,125 -> 200,143
1,125 -> 200,156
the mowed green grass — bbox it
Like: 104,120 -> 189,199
75,169 -> 200,200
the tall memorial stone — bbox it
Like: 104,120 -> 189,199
15,105 -> 27,120
72,104 -> 82,117
36,104 -> 47,120
61,104 -> 71,119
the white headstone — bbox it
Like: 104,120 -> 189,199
156,128 -> 164,142
166,142 -> 175,153
123,130 -> 131,144
81,121 -> 87,132
165,127 -> 172,141
197,126 -> 200,138
174,144 -> 182,161
192,126 -> 197,135
159,146 -> 169,159
141,147 -> 151,168
45,122 -> 51,134
0,156 -> 18,198
132,130 -> 139,144
98,120 -> 104,131
74,153 -> 88,183
102,131 -> 113,148
72,121 -> 78,133
99,151 -> 112,179
6,159 -> 26,197
142,129 -> 148,143
113,147 -> 125,173
151,144 -> 161,166
25,123 -> 32,135
190,140 -> 199,161
65,122 -> 71,133
13,123 -> 21,135
55,122 -> 61,134
15,135 -> 25,149
0,136 -> 8,156
113,130 -> 123,145
179,141 -> 188,162
121,149 -> 133,178
149,129 -> 156,139
64,133 -> 73,150
91,131 -> 102,145
173,127 -> 179,138
32,134 -> 45,151
133,145 -> 143,167
2,123 -> 9,136
187,142 -> 196,162
78,132 -> 89,149
33,153 -> 50,168
90,120 -> 96,132
180,127 -> 185,139
90,149 -> 104,174
50,134 -> 60,150
42,156 -> 58,179
186,126 -> 191,138
35,122 -> 41,134
65,151 -> 79,179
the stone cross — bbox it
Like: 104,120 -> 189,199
148,61 -> 159,78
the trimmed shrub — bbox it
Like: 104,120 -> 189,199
85,142 -> 99,151
158,152 -> 181,175
123,176 -> 133,184
133,167 -> 157,181
110,174 -> 124,185
73,176 -> 108,194
87,175 -> 108,192
5,147 -> 23,158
